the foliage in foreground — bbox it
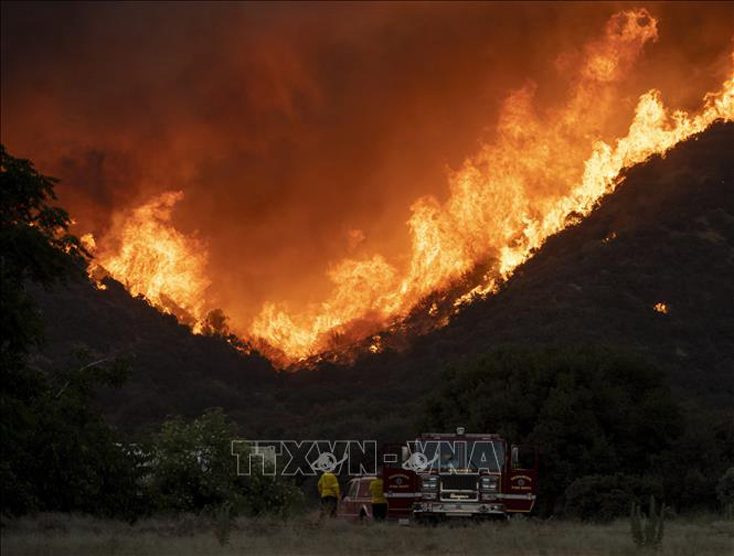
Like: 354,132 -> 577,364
0,146 -> 300,520
564,475 -> 663,523
422,346 -> 734,518
144,408 -> 303,517
716,467 -> 734,507
630,495 -> 666,549
0,144 -> 132,517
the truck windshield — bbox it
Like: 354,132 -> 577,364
410,440 -> 504,472
438,442 -> 464,472
467,441 -> 504,472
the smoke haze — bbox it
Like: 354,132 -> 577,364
2,1 -> 732,340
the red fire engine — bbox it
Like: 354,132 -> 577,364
382,428 -> 538,522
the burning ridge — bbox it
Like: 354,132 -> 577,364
84,8 -> 734,366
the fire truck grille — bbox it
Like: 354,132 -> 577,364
440,474 -> 478,491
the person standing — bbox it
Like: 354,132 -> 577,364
318,470 -> 340,518
370,473 -> 387,521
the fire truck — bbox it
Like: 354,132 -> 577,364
382,428 -> 538,522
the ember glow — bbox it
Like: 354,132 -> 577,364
2,3 -> 732,365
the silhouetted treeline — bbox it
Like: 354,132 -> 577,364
3,122 -> 733,519
423,346 -> 734,518
0,146 -> 299,519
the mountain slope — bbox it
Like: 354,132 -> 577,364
276,120 -> 734,437
432,119 -> 734,402
30,277 -> 278,431
32,121 -> 734,436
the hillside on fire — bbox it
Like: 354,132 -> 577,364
28,120 -> 734,437
4,3 -> 734,551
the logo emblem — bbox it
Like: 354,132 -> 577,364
402,451 -> 440,472
310,452 -> 348,472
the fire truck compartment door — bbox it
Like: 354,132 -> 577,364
382,442 -> 419,518
505,444 -> 538,513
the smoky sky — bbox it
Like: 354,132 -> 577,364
2,1 -> 732,331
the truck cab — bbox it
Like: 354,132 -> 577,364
382,428 -> 538,521
338,476 -> 376,521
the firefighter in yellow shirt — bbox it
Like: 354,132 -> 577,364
370,473 -> 387,521
317,471 -> 340,517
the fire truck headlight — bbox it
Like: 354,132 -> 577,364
481,476 -> 499,493
422,476 -> 438,492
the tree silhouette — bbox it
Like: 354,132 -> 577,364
1,146 -> 134,516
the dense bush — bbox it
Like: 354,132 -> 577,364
717,467 -> 734,507
423,345 -> 734,516
564,474 -> 663,522
144,408 -> 303,517
423,346 -> 684,515
651,411 -> 734,513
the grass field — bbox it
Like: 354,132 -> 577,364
2,512 -> 732,555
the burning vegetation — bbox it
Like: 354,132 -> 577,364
79,8 -> 732,365
87,191 -> 210,329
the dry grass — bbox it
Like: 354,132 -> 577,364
1,512 -> 732,556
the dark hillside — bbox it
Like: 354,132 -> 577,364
32,121 -> 734,436
278,120 -> 734,436
30,278 -> 277,431
433,119 -> 734,403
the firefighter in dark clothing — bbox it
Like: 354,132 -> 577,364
318,470 -> 340,517
370,473 -> 387,521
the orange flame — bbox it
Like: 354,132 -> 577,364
250,9 -> 733,361
90,191 -> 210,326
88,9 -> 733,363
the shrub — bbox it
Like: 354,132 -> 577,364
716,467 -> 734,507
630,495 -> 665,549
145,408 -> 303,517
564,474 -> 663,522
423,346 -> 682,515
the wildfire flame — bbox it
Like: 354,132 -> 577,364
88,9 -> 733,364
250,8 -> 732,361
89,191 -> 210,327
